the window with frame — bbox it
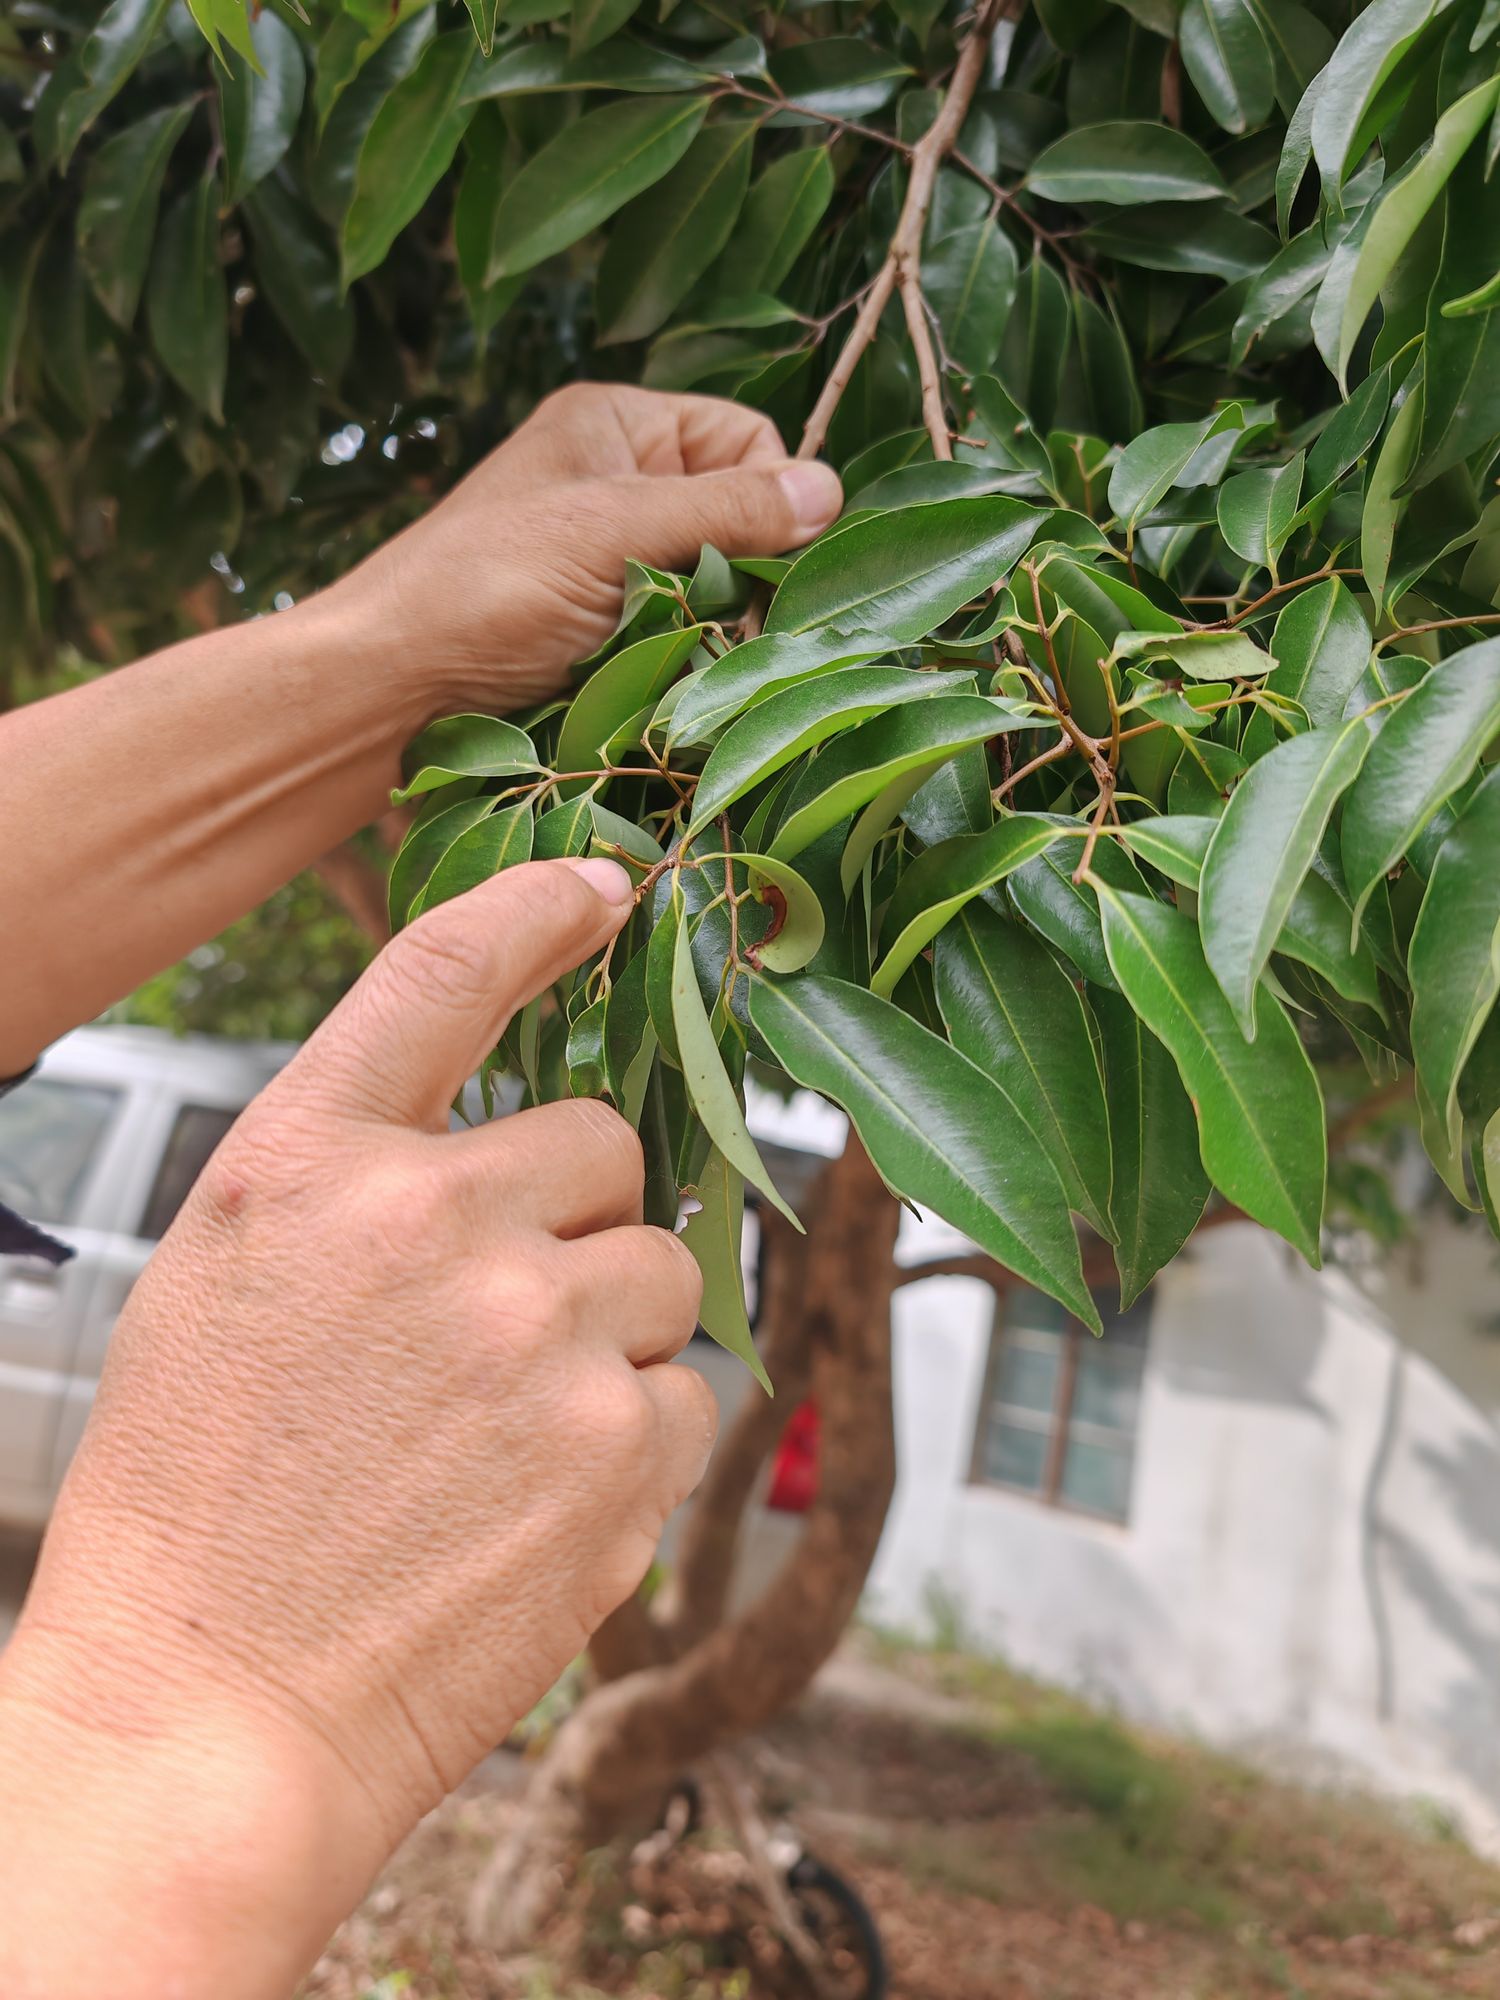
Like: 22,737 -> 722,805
971,1284 -> 1151,1524
138,1104 -> 238,1242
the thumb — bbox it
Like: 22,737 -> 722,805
272,858 -> 634,1130
609,459 -> 844,572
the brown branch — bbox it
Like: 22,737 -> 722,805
798,0 -> 1004,460
900,268 -> 953,459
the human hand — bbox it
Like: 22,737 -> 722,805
329,383 -> 844,709
0,857 -> 714,2000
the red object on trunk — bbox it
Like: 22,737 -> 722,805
766,1400 -> 820,1514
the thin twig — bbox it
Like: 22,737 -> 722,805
992,734 -> 1074,804
901,269 -> 953,459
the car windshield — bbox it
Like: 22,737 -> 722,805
0,1077 -> 121,1227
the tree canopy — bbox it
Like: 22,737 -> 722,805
4,0 -> 1499,1371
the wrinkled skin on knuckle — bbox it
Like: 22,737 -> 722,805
557,1093 -> 646,1190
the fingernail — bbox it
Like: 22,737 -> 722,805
778,460 -> 843,538
567,857 -> 636,907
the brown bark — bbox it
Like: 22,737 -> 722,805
467,1134 -> 900,1951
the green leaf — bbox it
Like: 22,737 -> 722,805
767,39 -> 910,121
308,11 -> 435,227
1007,834 -> 1145,989
1082,201 -> 1276,280
1408,769 -> 1500,1150
186,0 -> 259,72
1341,639 -> 1500,935
934,904 -> 1114,1240
1201,719 -> 1372,1036
770,695 -> 1041,866
1180,0 -> 1275,137
996,253 -> 1072,435
418,800 -> 533,911
1093,989 -> 1210,1305
392,713 -> 539,801
748,974 -> 1097,1329
766,496 -> 1043,640
1096,888 -> 1326,1263
1275,73 -> 1321,237
342,30 -> 477,286
1304,362 -> 1392,498
146,173 -> 227,422
555,625 -> 702,780
1107,407 -> 1244,531
870,814 -> 1063,996
1027,120 -> 1230,204
665,631 -> 887,749
725,854 -> 825,973
463,38 -> 705,99
1215,453 -> 1304,573
1243,579 -> 1371,767
921,218 -> 1018,376
388,792 -> 496,928
1360,374 -> 1424,618
595,121 -> 755,345
243,172 -> 354,382
1074,292 -> 1144,444
671,898 -> 799,1229
689,666 -> 978,830
533,794 -> 596,861
1311,0 -> 1444,192
569,0 -> 638,56
1118,627 -> 1271,680
725,146 -> 835,294
76,101 -> 195,328
679,1152 -> 771,1392
220,7 -> 305,203
33,0 -> 171,171
487,95 -> 708,282
462,0 -> 500,56
1231,227 -> 1333,361
1320,75 -> 1500,388
1410,152 -> 1500,489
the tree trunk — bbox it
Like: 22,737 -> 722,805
467,1132 -> 901,1952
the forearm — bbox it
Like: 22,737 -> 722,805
0,593 -> 459,1076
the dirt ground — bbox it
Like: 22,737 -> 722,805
303,1634 -> 1500,2000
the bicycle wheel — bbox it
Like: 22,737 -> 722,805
786,1852 -> 888,2000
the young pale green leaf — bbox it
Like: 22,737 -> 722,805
1341,638 -> 1500,934
1323,75 -> 1500,389
934,905 -> 1114,1241
871,814 -> 1063,996
1092,989 -> 1211,1305
679,1151 -> 771,1392
146,173 -> 227,422
1096,888 -> 1326,1263
1216,453 -> 1304,573
748,974 -> 1097,1329
1360,374 -> 1424,617
418,800 -> 533,911
1180,0 -> 1275,136
1118,628 -> 1271,680
688,666 -> 976,830
341,31 -> 476,285
76,102 -> 195,327
769,695 -> 1039,865
921,218 -> 1018,376
1310,0 -> 1445,191
671,904 -> 799,1229
555,626 -> 701,781
723,854 -> 825,973
1026,121 -> 1229,204
664,632 -> 887,749
1200,719 -> 1372,1037
220,7 -> 305,203
595,121 -> 756,346
392,714 -> 539,801
1107,407 -> 1244,531
1408,769 -> 1500,1142
718,146 -> 835,293
388,792 -> 496,928
766,496 -> 1043,641
487,95 -> 708,283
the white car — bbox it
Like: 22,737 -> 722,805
0,1028 -> 808,1581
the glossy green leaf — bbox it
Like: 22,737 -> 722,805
1341,639 -> 1500,934
665,632 -> 887,749
243,172 -> 354,381
1027,121 -> 1229,204
1118,627 -> 1271,680
419,800 -> 533,911
1216,453 -> 1304,573
1244,579 -> 1371,767
146,173 -> 227,422
1410,152 -> 1500,490
1080,202 -> 1276,280
671,898 -> 799,1229
76,101 -> 195,327
680,1151 -> 771,1392
770,695 -> 1039,865
342,31 -> 476,285
871,814 -> 1063,995
221,7 -> 305,202
1201,718 -> 1372,1036
308,11 -> 435,227
934,904 -> 1114,1239
768,39 -> 910,120
995,254 -> 1071,435
392,713 -> 539,801
1275,72 -> 1321,236
1074,292 -> 1144,444
570,0 -> 635,57
726,146 -> 835,294
487,95 -> 708,282
462,0 -> 500,56
921,217 -> 1018,376
766,496 -> 1043,640
186,0 -> 259,72
388,793 -> 496,928
1231,227 -> 1333,361
1007,834 -> 1146,990
1360,374 -> 1424,617
1180,0 -> 1275,136
748,974 -> 1097,1328
595,121 -> 756,345
33,0 -> 171,171
1096,888 -> 1325,1262
1311,0 -> 1444,191
1408,769 -> 1500,1148
1108,406 -> 1244,531
556,626 -> 701,781
1093,989 -> 1211,1305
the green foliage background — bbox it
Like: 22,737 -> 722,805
4,0 -> 1499,1366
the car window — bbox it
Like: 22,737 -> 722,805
0,1078 -> 122,1227
139,1104 -> 238,1242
